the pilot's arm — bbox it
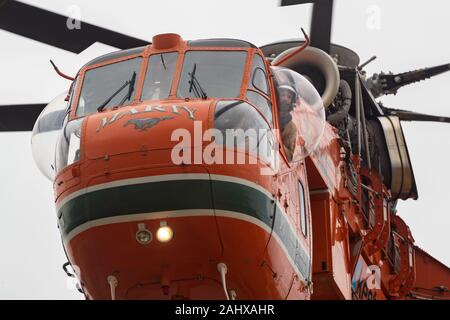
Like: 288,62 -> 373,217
282,120 -> 297,161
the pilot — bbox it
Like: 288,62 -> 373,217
277,84 -> 298,161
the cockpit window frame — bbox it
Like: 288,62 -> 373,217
244,52 -> 274,128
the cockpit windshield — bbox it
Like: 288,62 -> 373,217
75,50 -> 249,116
76,57 -> 142,117
177,51 -> 247,99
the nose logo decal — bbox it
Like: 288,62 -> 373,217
96,105 -> 197,132
124,116 -> 174,131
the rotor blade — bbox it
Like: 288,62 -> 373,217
384,107 -> 450,124
0,0 -> 150,53
280,0 -> 334,53
0,104 -> 46,131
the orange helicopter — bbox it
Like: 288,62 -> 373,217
1,0 -> 450,300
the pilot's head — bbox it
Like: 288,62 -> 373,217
278,84 -> 297,113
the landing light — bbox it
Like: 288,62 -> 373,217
136,223 -> 152,245
156,221 -> 173,243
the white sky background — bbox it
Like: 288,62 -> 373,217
0,0 -> 449,299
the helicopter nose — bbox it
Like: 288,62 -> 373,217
55,100 -> 294,299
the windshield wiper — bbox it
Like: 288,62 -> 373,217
119,72 -> 137,105
97,71 -> 137,112
160,54 -> 167,70
188,64 -> 207,99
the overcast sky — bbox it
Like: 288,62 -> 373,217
0,0 -> 449,299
